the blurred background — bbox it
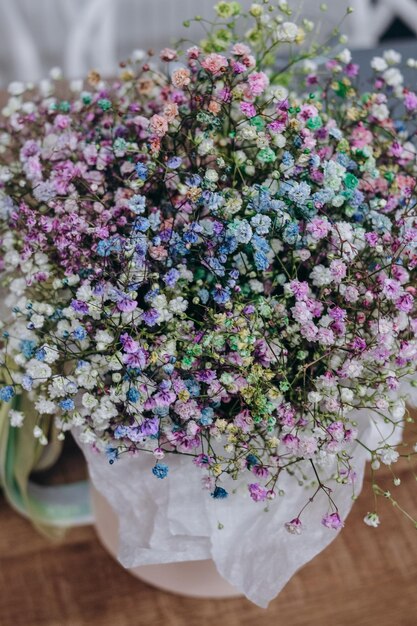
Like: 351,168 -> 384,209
1,0 -> 417,87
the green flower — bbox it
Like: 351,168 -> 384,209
306,115 -> 323,130
344,173 -> 359,189
98,98 -> 112,111
214,1 -> 240,18
257,147 -> 276,163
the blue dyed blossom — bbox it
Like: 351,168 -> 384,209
287,181 -> 311,206
128,194 -> 146,214
163,268 -> 180,287
167,156 -> 182,169
73,326 -> 87,340
0,386 -> 15,402
106,447 -> 119,464
254,251 -> 269,270
20,339 -> 37,359
97,237 -> 121,257
127,387 -> 140,402
35,347 -> 46,361
211,486 -> 228,499
283,222 -> 300,245
230,219 -> 252,244
135,163 -> 148,180
212,286 -> 230,304
152,463 -> 169,479
198,288 -> 210,304
133,217 -> 150,232
59,398 -> 75,411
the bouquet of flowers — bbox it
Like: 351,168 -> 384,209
1,0 -> 417,605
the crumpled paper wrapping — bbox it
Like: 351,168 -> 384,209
78,384 -> 416,608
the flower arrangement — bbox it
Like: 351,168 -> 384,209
1,0 -> 417,540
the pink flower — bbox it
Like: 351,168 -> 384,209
149,114 -> 168,137
350,123 -> 373,148
322,512 -> 344,530
232,43 -> 251,56
160,48 -> 177,61
240,102 -> 256,118
201,53 -> 228,75
404,90 -> 417,111
248,71 -> 269,96
285,518 -> 303,535
187,46 -> 200,59
172,68 -> 191,89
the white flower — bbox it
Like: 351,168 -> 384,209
9,410 -> 24,427
8,81 -> 26,96
26,359 -> 52,384
95,330 -> 114,351
41,345 -> 59,364
82,393 -> 98,410
310,265 -> 332,287
383,49 -> 401,65
364,512 -> 380,527
197,138 -> 214,156
371,56 -> 387,72
276,22 -> 299,42
50,66 -> 63,80
169,297 -> 188,314
379,447 -> 399,465
337,48 -> 352,64
371,103 -> 389,121
383,67 -> 403,87
33,426 -> 48,446
35,397 -> 56,414
205,169 -> 219,183
79,428 -> 97,444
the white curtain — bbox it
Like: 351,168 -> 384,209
1,0 -> 394,86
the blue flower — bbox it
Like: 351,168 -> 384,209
97,237 -> 121,257
135,163 -> 148,180
59,398 -> 75,411
35,347 -> 46,362
254,251 -> 269,270
163,268 -> 180,287
167,156 -> 182,169
0,386 -> 15,402
127,387 -> 140,402
128,194 -> 146,214
211,486 -> 228,499
152,463 -> 169,479
184,379 -> 201,397
283,222 -> 300,245
287,181 -> 311,206
212,286 -> 230,304
20,339 -> 37,359
133,217 -> 150,232
198,288 -> 210,304
21,375 -> 33,391
73,326 -> 87,340
199,407 -> 214,426
106,447 -> 119,464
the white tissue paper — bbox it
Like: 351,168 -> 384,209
78,384 -> 416,608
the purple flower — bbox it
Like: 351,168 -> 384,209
120,333 -> 139,353
117,296 -> 138,312
140,417 -> 159,436
321,512 -> 344,530
71,299 -> 89,314
142,309 -> 160,326
248,483 -> 268,502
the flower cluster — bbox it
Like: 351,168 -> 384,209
1,1 -> 417,531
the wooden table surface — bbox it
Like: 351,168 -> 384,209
0,421 -> 417,626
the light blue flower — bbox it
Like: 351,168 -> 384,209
152,463 -> 169,479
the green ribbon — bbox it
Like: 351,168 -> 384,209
0,395 -> 93,533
